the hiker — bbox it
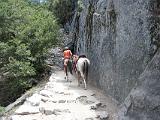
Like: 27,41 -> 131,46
63,46 -> 72,80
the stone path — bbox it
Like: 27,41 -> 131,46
5,71 -> 118,120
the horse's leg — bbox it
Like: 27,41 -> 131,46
83,78 -> 87,90
77,72 -> 81,86
64,65 -> 68,81
64,59 -> 69,81
84,60 -> 89,90
64,65 -> 67,78
80,71 -> 87,89
84,71 -> 87,90
68,60 -> 72,75
66,66 -> 69,81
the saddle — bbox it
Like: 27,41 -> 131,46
72,55 -> 86,72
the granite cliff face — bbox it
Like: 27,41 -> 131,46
68,0 -> 160,119
116,48 -> 160,120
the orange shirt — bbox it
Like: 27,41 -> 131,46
63,50 -> 72,59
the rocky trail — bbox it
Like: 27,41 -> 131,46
2,70 -> 118,120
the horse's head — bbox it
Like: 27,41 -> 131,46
73,55 -> 79,63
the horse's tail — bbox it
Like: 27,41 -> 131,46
83,60 -> 89,82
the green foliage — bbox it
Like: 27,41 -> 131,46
47,0 -> 75,25
6,59 -> 36,77
77,0 -> 83,13
0,106 -> 5,113
0,0 -> 59,82
8,78 -> 32,98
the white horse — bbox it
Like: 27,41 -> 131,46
74,55 -> 90,89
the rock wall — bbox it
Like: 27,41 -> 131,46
90,0 -> 151,102
117,48 -> 160,120
69,0 -> 160,119
72,0 -> 151,102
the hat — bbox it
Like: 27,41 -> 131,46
64,46 -> 69,50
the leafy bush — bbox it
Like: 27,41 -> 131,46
47,0 -> 76,25
0,0 -> 60,106
77,0 -> 84,13
0,0 -> 59,84
0,106 -> 5,114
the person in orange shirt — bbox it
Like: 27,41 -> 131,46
63,46 -> 72,80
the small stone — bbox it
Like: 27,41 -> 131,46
39,107 -> 62,115
90,105 -> 97,110
76,96 -> 87,101
101,105 -> 107,108
41,97 -> 48,102
62,109 -> 71,113
26,93 -> 41,106
96,102 -> 102,107
39,107 -> 45,114
86,100 -> 95,104
39,90 -> 53,98
1,117 -> 8,120
44,85 -> 54,89
85,118 -> 94,120
64,93 -> 71,95
96,111 -> 109,120
67,100 -> 76,103
59,100 -> 66,103
44,109 -> 54,115
52,100 -> 57,103
52,109 -> 61,115
10,115 -> 19,120
91,94 -> 96,96
90,102 -> 103,110
15,104 -> 39,115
